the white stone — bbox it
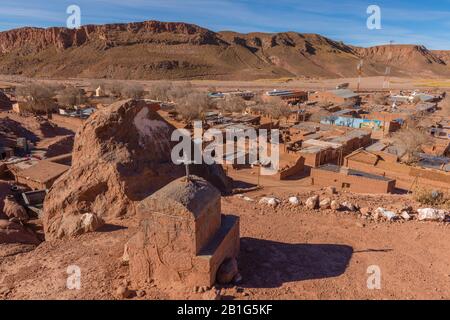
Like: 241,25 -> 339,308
400,211 -> 411,221
375,207 -> 397,221
417,208 -> 446,222
259,197 -> 280,207
288,196 -> 300,205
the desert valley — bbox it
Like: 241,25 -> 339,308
0,19 -> 449,301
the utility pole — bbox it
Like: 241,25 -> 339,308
383,40 -> 394,90
357,59 -> 363,92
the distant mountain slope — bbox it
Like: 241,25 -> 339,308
0,20 -> 449,80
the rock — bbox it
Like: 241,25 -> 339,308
243,196 -> 254,202
305,195 -> 319,210
0,220 -> 40,245
360,207 -> 371,216
330,200 -> 341,211
400,211 -> 412,221
3,196 -> 28,221
259,197 -> 280,207
43,100 -> 232,240
288,196 -> 300,206
122,242 -> 130,264
375,207 -> 397,221
202,289 -> 222,300
341,201 -> 356,212
217,258 -> 239,284
116,285 -> 132,299
326,186 -> 337,195
136,290 -> 146,298
55,212 -> 105,239
319,198 -> 331,209
417,208 -> 447,222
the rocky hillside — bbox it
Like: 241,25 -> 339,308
1,20 -> 450,80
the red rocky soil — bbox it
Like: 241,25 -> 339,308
1,189 -> 449,300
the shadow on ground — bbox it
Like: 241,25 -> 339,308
238,237 -> 353,288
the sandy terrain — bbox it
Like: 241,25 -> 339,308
1,188 -> 449,300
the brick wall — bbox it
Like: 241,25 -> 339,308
311,167 -> 395,194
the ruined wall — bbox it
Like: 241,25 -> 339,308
311,168 -> 395,193
51,114 -> 85,129
409,167 -> 450,184
346,156 -> 449,189
279,156 -> 305,180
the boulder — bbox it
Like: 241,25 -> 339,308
400,211 -> 412,221
0,220 -> 40,245
330,200 -> 341,211
341,201 -> 357,212
43,100 -> 231,240
3,196 -> 28,221
319,198 -> 331,209
259,197 -> 280,207
375,207 -> 397,221
53,212 -> 105,239
417,208 -> 446,222
305,195 -> 319,210
360,207 -> 371,216
288,196 -> 300,206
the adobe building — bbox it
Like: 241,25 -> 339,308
127,175 -> 240,288
13,160 -> 70,190
297,129 -> 371,167
311,164 -> 396,194
309,89 -> 361,106
344,148 -> 450,190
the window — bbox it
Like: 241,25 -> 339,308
342,183 -> 351,188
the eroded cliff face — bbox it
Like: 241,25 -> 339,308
354,44 -> 446,65
0,20 -> 449,79
0,21 -> 223,54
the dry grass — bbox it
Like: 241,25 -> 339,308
414,80 -> 450,88
413,187 -> 450,208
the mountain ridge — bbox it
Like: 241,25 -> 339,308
1,20 -> 449,80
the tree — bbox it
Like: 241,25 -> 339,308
168,82 -> 193,102
106,81 -> 124,97
373,93 -> 389,105
57,86 -> 87,108
147,81 -> 173,101
121,83 -> 145,99
175,92 -> 209,122
392,126 -> 430,164
217,95 -> 246,114
16,83 -> 57,114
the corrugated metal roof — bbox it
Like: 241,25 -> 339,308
328,89 -> 359,99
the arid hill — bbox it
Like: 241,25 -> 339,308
1,20 -> 450,80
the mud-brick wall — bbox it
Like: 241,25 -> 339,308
52,114 -> 85,129
279,157 -> 305,180
311,168 -> 395,194
409,167 -> 450,185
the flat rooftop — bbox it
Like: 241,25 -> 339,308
318,164 -> 393,181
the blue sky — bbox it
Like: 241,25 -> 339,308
1,0 -> 450,49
